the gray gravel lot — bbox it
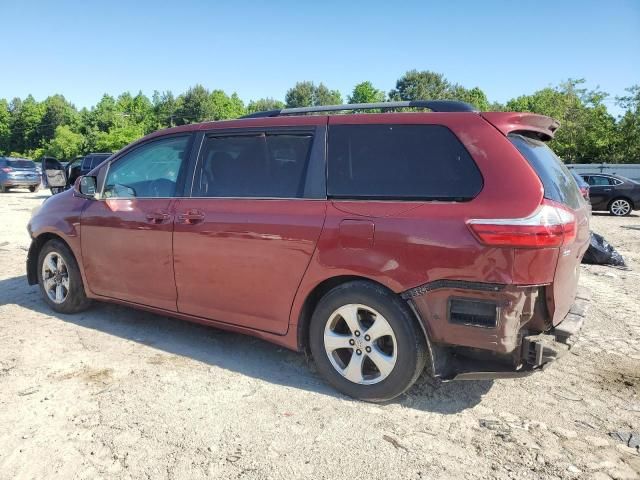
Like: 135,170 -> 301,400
1,190 -> 639,479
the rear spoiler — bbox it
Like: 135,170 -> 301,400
481,112 -> 560,141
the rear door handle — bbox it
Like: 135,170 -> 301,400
146,211 -> 170,224
178,209 -> 205,224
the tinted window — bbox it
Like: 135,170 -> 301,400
103,136 -> 190,198
90,155 -> 110,169
587,175 -> 612,186
7,159 -> 36,169
327,124 -> 482,200
195,133 -> 313,198
509,134 -> 583,210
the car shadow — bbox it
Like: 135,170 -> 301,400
0,274 -> 492,413
591,211 -> 639,217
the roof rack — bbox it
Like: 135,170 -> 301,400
241,100 -> 477,119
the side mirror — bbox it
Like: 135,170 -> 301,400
75,175 -> 97,199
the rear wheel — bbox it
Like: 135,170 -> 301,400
29,185 -> 38,192
309,281 -> 427,402
0,185 -> 8,193
37,239 -> 92,314
609,198 -> 631,216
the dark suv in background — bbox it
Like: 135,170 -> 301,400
579,173 -> 640,216
27,101 -> 590,401
0,157 -> 40,192
42,153 -> 112,194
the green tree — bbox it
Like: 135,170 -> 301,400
94,124 -> 145,152
348,81 -> 385,104
152,90 -> 178,128
389,70 -> 489,111
175,84 -> 212,124
39,95 -> 78,142
247,98 -> 285,114
45,125 -> 84,160
8,95 -> 45,153
0,99 -> 10,154
285,81 -> 315,108
209,90 -> 245,120
614,85 -> 640,163
285,81 -> 342,108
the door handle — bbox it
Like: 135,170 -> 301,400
145,211 -> 170,224
178,209 -> 205,224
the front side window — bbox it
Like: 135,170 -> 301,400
195,133 -> 313,198
327,124 -> 482,200
103,136 -> 190,198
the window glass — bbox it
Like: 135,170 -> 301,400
327,124 -> 482,200
509,134 -> 583,210
103,136 -> 189,198
195,133 -> 313,198
7,159 -> 36,169
587,176 -> 612,186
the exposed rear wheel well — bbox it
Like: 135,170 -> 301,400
27,233 -> 70,285
297,276 -> 417,354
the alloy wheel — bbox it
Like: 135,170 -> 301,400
323,304 -> 397,385
611,199 -> 631,216
41,251 -> 70,304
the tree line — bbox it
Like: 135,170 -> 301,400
0,70 -> 638,163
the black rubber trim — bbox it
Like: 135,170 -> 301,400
400,280 -> 506,300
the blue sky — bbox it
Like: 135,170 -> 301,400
1,0 -> 638,115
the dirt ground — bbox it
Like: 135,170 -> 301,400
0,189 -> 639,480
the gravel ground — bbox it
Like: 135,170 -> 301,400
1,189 -> 639,480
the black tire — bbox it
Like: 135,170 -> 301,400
309,281 -> 427,402
37,239 -> 92,314
29,185 -> 38,192
609,198 -> 632,216
0,185 -> 8,193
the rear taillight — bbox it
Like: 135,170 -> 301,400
467,200 -> 577,248
1,167 -> 12,173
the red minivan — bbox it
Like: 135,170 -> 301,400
27,101 -> 590,401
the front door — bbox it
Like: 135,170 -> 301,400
80,135 -> 193,310
173,127 -> 326,334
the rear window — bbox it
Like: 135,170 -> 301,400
7,159 -> 35,169
327,124 -> 483,200
509,134 -> 583,210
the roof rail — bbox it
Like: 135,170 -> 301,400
241,100 -> 477,118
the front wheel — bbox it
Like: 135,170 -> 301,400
309,281 -> 427,402
609,198 -> 632,216
37,239 -> 92,314
29,185 -> 38,192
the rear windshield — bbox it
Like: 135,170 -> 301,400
7,159 -> 36,169
328,124 -> 483,200
509,134 -> 583,210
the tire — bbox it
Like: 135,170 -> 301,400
29,185 -> 38,192
309,281 -> 427,402
0,185 -> 8,193
609,198 -> 632,216
37,239 -> 92,314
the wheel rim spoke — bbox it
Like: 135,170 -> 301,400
55,284 -> 64,302
334,304 -> 361,334
366,347 -> 395,377
61,276 -> 69,289
364,315 -> 393,341
324,331 -> 353,352
46,256 -> 57,274
342,352 -> 365,383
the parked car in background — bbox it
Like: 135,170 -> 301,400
27,101 -> 590,401
579,173 -> 640,216
42,153 -> 112,195
0,157 -> 40,192
571,171 -> 590,201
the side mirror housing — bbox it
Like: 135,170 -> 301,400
75,175 -> 97,199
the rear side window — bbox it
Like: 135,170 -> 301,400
509,134 -> 583,210
194,133 -> 313,198
327,124 -> 482,200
